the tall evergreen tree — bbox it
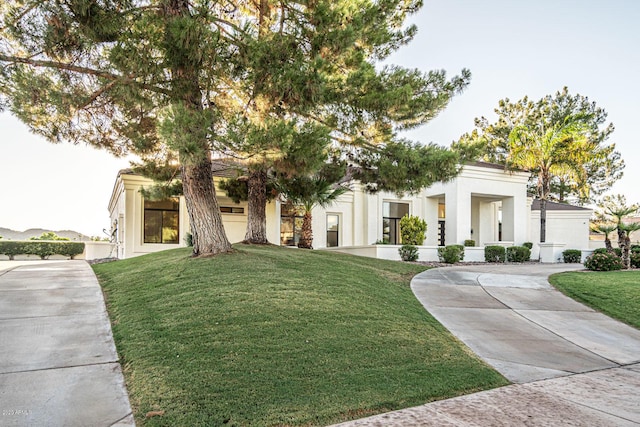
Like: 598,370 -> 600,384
455,88 -> 624,243
1,0 -> 470,253
0,0 -> 235,256
456,88 -> 624,205
214,0 -> 470,244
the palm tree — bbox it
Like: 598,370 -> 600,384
619,222 -> 640,269
279,176 -> 347,249
600,195 -> 640,269
507,114 -> 593,242
590,222 -> 617,253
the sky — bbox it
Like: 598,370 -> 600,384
1,0 -> 639,236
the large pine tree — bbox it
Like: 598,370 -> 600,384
1,0 -> 470,253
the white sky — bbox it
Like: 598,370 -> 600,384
1,0 -> 639,236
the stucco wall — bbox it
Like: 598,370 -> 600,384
529,210 -> 592,259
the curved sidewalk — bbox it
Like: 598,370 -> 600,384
334,264 -> 640,426
0,261 -> 134,426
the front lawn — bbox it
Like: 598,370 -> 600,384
93,245 -> 507,426
549,270 -> 640,329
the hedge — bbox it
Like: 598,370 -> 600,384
584,252 -> 623,271
485,245 -> 506,263
438,245 -> 465,264
562,249 -> 582,263
506,246 -> 531,262
0,241 -> 85,260
398,244 -> 419,262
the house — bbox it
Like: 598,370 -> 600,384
108,162 -> 593,262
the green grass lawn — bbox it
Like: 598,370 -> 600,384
549,270 -> 640,329
93,245 -> 507,426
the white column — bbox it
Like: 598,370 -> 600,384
502,196 -> 515,242
445,186 -> 471,245
352,184 -> 365,246
425,197 -> 440,246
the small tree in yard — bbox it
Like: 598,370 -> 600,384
596,195 -> 640,269
590,222 -> 617,253
277,165 -> 347,249
399,215 -> 427,245
30,232 -> 69,241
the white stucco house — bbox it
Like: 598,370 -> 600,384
108,162 -> 593,262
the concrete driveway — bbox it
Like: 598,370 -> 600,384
333,264 -> 640,426
0,261 -> 134,426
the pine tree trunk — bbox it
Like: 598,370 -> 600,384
162,0 -> 232,257
298,210 -> 313,249
244,168 -> 269,244
181,157 -> 232,257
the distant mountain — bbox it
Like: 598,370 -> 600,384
0,227 -> 91,241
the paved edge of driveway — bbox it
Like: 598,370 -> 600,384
0,260 -> 135,427
330,264 -> 640,427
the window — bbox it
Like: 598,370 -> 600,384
326,214 -> 340,247
280,203 -> 304,246
220,206 -> 245,214
383,202 -> 409,244
144,198 -> 179,244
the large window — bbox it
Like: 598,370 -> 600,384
383,202 -> 409,244
326,214 -> 340,247
280,203 -> 304,246
144,198 -> 179,244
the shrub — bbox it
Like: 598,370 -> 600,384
0,241 -> 27,260
593,248 -> 608,255
25,241 -> 57,259
438,245 -> 464,264
631,251 -> 640,268
613,247 -> 622,257
0,241 -> 85,260
562,249 -> 582,264
485,245 -> 506,263
522,242 -> 533,250
57,242 -> 85,259
184,233 -> 193,247
584,252 -> 624,271
507,246 -> 531,262
631,245 -> 640,253
399,244 -> 419,262
464,239 -> 475,247
399,215 -> 427,246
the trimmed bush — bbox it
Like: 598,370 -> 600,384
399,215 -> 427,246
593,248 -> 609,255
438,245 -> 464,264
25,241 -> 58,259
562,249 -> 582,264
584,252 -> 623,271
631,245 -> 640,253
0,241 -> 27,260
0,240 -> 85,260
630,252 -> 640,268
485,245 -> 506,263
399,244 -> 419,262
57,242 -> 86,259
464,239 -> 476,247
522,242 -> 533,250
507,246 -> 531,262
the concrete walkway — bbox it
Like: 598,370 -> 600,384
333,264 -> 640,426
0,261 -> 134,426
